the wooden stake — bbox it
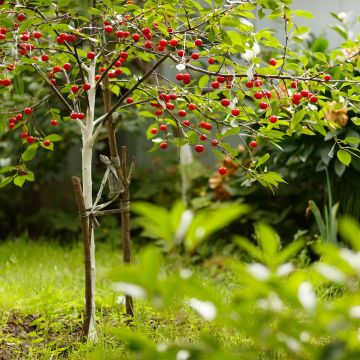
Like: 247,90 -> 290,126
71,176 -> 92,339
102,77 -> 134,318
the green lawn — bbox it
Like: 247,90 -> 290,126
0,237 -> 247,360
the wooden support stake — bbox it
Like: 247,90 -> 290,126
71,176 -> 92,339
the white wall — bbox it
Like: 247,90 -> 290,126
255,0 -> 360,47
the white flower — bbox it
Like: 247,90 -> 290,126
176,350 -> 190,360
112,282 -> 146,299
298,282 -> 316,310
276,263 -> 294,277
314,263 -> 346,283
188,298 -> 217,320
349,306 -> 360,318
247,263 -> 270,280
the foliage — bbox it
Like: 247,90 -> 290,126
0,0 -> 359,191
108,218 -> 360,359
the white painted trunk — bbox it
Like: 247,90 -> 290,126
81,62 -> 97,341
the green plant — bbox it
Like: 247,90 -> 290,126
308,170 -> 339,243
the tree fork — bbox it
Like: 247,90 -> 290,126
71,176 -> 92,339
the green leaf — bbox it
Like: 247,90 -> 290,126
292,9 -> 314,18
13,175 -> 26,188
255,222 -> 280,258
22,144 -> 39,161
339,217 -> 360,251
198,75 -> 209,89
313,52 -> 327,63
46,134 -> 63,142
337,149 -> 351,167
255,153 -> 270,169
0,176 -> 13,189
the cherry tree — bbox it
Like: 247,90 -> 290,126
1,0 -> 359,340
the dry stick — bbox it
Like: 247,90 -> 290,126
71,176 -> 92,340
102,76 -> 134,318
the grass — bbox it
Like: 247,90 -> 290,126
0,236 -> 248,359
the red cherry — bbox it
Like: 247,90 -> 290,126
177,49 -> 185,57
115,69 -> 122,76
8,123 -> 15,129
208,57 -> 216,64
33,31 -> 41,39
188,103 -> 196,110
141,27 -> 151,35
160,142 -> 168,149
309,95 -> 318,103
291,81 -> 297,89
24,107 -> 32,115
17,14 -> 26,22
87,52 -> 96,59
268,58 -> 277,66
269,115 -> 278,123
170,38 -> 179,47
83,83 -> 91,91
178,110 -> 186,117
26,136 -> 35,144
249,140 -> 257,148
123,31 -> 130,38
231,108 -> 240,116
43,140 -> 51,147
20,131 -> 28,139
114,60 -> 122,67
155,110 -> 163,116
204,123 -> 212,130
211,81 -> 220,89
126,97 -> 134,104
21,33 -> 29,41
50,119 -> 58,126
199,134 -> 207,141
63,63 -> 72,71
132,33 -> 140,42
221,99 -> 230,107
218,167 -> 227,175
254,91 -> 263,100
194,39 -> 203,46
159,39 -> 168,47
159,124 -> 167,131
324,74 -> 331,82
292,92 -> 301,102
107,72 -> 116,78
300,89 -> 309,98
245,80 -> 254,88
259,102 -> 268,110
3,78 -> 11,86
183,120 -> 190,126
15,114 -> 23,121
115,30 -> 124,38
71,85 -> 80,93
120,51 -> 128,59
211,139 -> 219,147
194,144 -> 205,153
166,102 -> 175,109
176,73 -> 184,81
144,40 -> 153,49
169,93 -> 177,100
254,79 -> 262,87
95,75 -> 101,81
217,76 -> 225,83
191,52 -> 200,60
150,128 -> 158,134
41,54 -> 48,62
52,66 -> 61,73
264,91 -> 272,99
70,112 -> 78,119
182,74 -> 190,82
104,25 -> 113,33
77,113 -> 85,120
50,79 -> 57,85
